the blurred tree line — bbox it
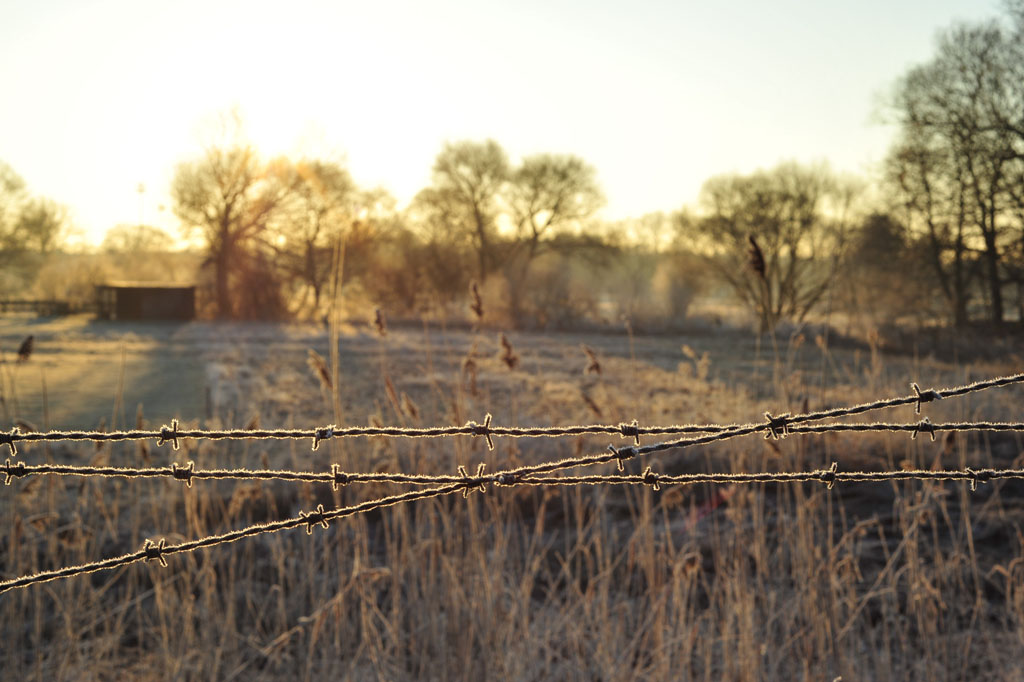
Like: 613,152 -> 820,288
168,137 -> 615,325
5,3 -> 1023,334
161,3 -> 1024,331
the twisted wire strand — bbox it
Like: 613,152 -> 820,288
0,422 -> 733,447
0,483 -> 464,594
5,421 -> 1023,487
2,371 -> 1021,451
2,461 -> 461,486
516,467 -> 1024,487
3,462 -> 1021,595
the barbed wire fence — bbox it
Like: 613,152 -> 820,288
1,371 -> 1023,595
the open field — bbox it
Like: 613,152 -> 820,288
2,314 -> 1024,680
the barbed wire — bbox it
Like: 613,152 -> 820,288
4,420 -> 1023,487
4,461 -> 1023,595
2,371 -> 1021,455
1,370 -> 1022,595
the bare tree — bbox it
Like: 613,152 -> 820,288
505,153 -> 604,322
270,160 -> 358,313
886,131 -> 975,326
694,162 -> 855,331
171,146 -> 298,318
887,16 -> 1024,325
413,140 -> 510,282
9,197 -> 65,255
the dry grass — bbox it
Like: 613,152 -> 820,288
2,316 -> 1024,680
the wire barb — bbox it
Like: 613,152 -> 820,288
312,425 -> 335,451
458,463 -> 487,497
911,417 -> 936,441
641,466 -> 661,491
620,419 -> 641,445
1,426 -> 19,456
157,419 -> 180,450
819,462 -> 839,489
608,443 -> 637,471
912,383 -> 941,414
331,464 -> 349,490
966,467 -> 992,492
143,538 -> 168,567
468,414 -> 494,450
300,504 -> 330,534
764,412 -> 790,440
3,458 -> 26,485
171,461 -> 195,488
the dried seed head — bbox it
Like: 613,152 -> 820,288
470,282 -> 484,320
499,333 -> 518,370
16,335 -> 33,363
307,349 -> 332,391
400,392 -> 420,420
581,344 -> 602,375
383,375 -> 400,412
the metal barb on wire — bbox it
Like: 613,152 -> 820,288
172,461 -> 195,487
912,418 -> 936,441
1,426 -> 18,456
608,443 -> 637,472
300,504 -> 330,534
3,458 -> 26,486
966,467 -> 991,492
764,412 -> 790,440
458,463 -> 487,497
641,466 -> 661,491
143,538 -> 168,567
158,419 -> 180,450
819,462 -> 839,489
331,464 -> 348,490
312,425 -> 334,451
912,382 -> 942,414
468,414 -> 495,450
620,420 -> 641,445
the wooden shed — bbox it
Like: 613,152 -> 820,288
96,283 -> 196,320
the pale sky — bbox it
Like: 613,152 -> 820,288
0,0 -> 1004,246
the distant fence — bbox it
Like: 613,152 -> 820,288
1,372 -> 1024,595
0,299 -> 71,316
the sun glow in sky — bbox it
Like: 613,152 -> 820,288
0,0 -> 1002,246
